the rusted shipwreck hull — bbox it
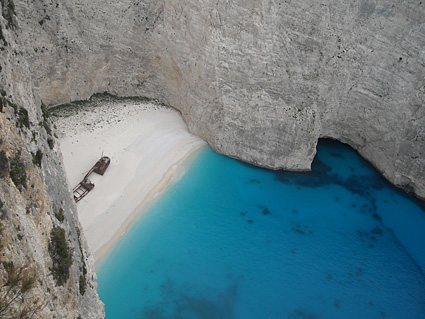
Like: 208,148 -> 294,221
94,156 -> 110,175
73,156 -> 110,202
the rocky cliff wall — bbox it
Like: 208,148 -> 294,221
14,0 -> 425,198
0,1 -> 104,317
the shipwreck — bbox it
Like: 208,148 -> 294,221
73,156 -> 111,202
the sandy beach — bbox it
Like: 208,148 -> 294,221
52,98 -> 206,263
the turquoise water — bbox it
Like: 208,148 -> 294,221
97,139 -> 425,319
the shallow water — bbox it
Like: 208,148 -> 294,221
97,139 -> 425,319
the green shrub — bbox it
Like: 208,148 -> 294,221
8,0 -> 15,12
17,107 -> 30,128
0,150 -> 9,178
2,0 -> 16,29
21,274 -> 36,293
55,208 -> 64,222
79,274 -> 86,295
48,227 -> 71,286
9,154 -> 26,189
3,261 -> 14,274
0,254 -> 41,317
32,149 -> 43,167
76,228 -> 87,295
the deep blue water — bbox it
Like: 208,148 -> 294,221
97,139 -> 425,319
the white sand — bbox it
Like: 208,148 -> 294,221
53,100 -> 206,263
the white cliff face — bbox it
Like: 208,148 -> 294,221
15,0 -> 425,199
0,1 -> 104,317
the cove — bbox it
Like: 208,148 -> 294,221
96,139 -> 425,319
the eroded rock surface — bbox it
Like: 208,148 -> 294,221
0,0 -> 423,316
0,1 -> 104,316
14,0 -> 424,198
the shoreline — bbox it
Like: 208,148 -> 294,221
93,144 -> 205,265
52,98 -> 206,264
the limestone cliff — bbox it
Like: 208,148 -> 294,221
0,0 -> 423,316
14,0 -> 424,199
0,1 -> 104,317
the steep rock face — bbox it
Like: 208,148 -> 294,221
0,1 -> 104,317
15,0 -> 425,199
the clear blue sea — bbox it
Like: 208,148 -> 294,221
96,139 -> 425,319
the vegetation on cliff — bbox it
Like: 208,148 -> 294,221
32,149 -> 43,168
0,0 -> 16,29
48,226 -> 72,286
0,3 -> 104,314
0,150 -> 9,178
9,153 -> 26,190
76,228 -> 87,296
0,223 -> 45,318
